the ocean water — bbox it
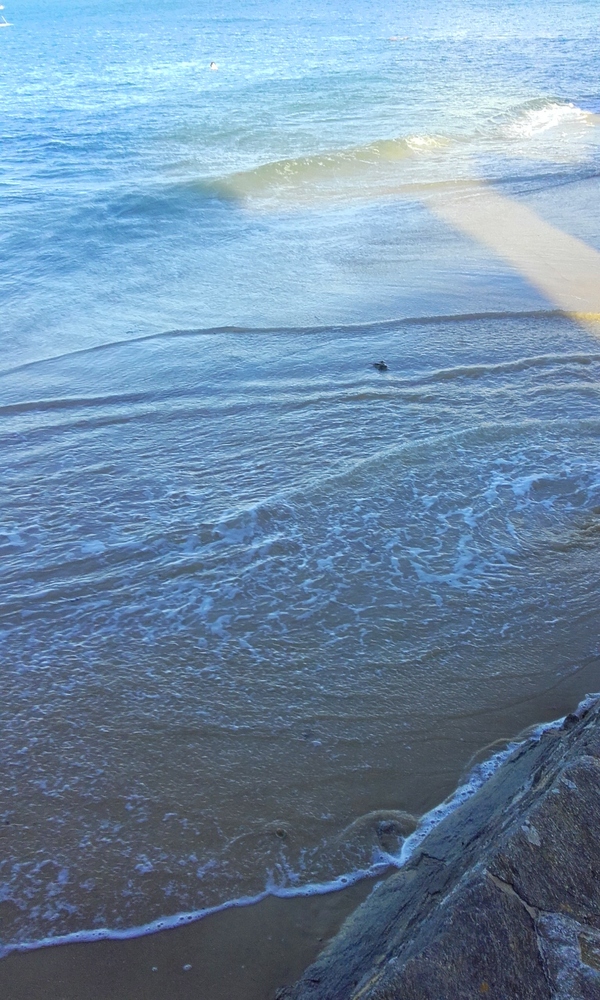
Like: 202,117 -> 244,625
1,0 -> 600,954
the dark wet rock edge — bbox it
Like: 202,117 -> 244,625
277,695 -> 600,1000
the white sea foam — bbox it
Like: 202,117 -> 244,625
504,101 -> 592,139
394,709 -> 570,868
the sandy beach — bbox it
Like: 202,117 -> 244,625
0,879 -> 377,1000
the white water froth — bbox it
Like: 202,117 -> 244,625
394,711 -> 569,868
504,102 -> 592,139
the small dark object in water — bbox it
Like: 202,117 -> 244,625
372,360 -> 388,372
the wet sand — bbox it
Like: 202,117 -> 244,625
0,878 -> 379,1000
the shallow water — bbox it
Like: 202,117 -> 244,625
1,0 -> 600,956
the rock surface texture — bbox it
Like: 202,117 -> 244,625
278,696 -> 600,1000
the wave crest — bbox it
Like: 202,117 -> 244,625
500,99 -> 593,139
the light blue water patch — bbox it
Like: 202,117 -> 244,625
1,0 -> 600,365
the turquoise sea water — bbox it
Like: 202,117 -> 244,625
1,0 -> 600,953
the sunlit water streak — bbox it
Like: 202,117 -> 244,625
1,0 -> 600,954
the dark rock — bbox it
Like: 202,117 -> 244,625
279,695 -> 600,1000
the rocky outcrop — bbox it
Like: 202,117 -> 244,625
278,696 -> 600,1000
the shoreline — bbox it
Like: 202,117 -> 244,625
0,878 -> 380,1000
0,866 -> 388,962
0,710 -> 561,963
1,695 -> 595,999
